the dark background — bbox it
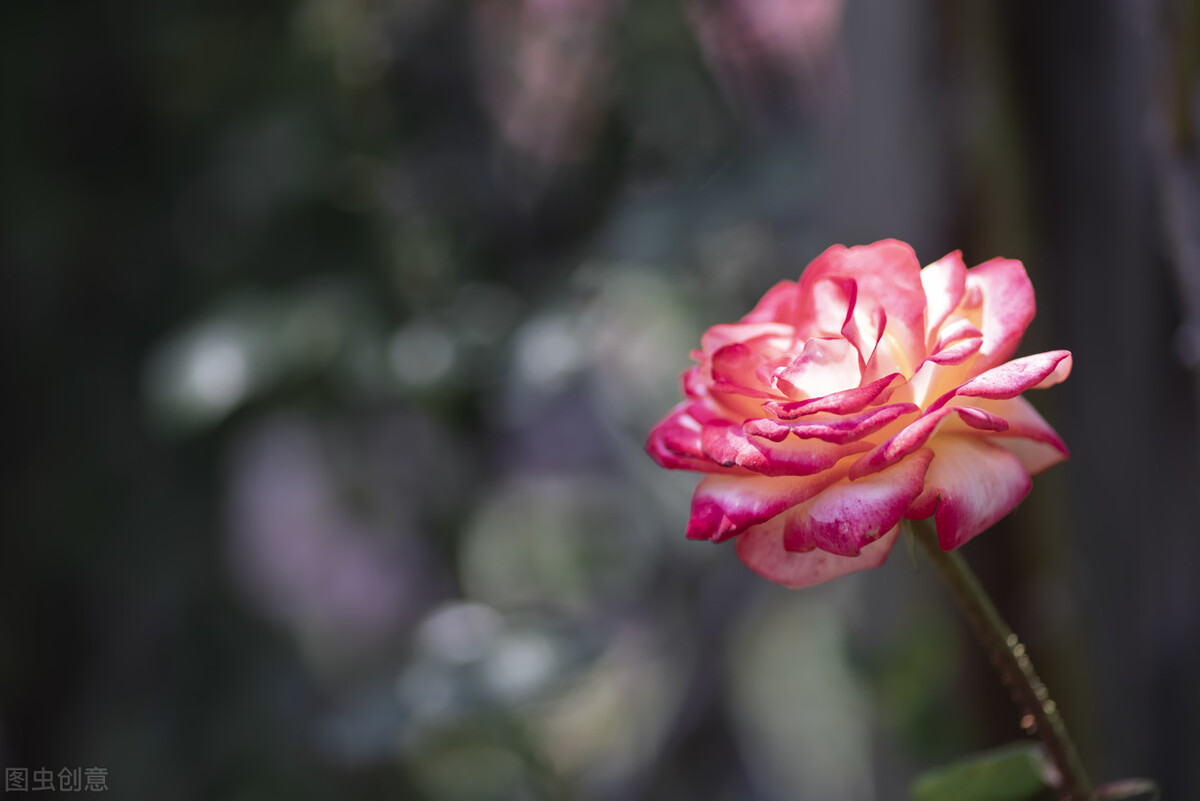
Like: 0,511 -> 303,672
3,1 -> 1198,799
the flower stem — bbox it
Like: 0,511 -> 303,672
907,518 -> 1093,801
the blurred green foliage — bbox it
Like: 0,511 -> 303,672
909,742 -> 1050,801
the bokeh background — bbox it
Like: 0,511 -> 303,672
4,0 -> 1199,799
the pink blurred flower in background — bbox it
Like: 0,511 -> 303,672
686,0 -> 847,125
473,0 -> 622,167
647,240 -> 1072,588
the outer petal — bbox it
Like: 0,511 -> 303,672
682,365 -> 707,398
963,257 -> 1036,370
700,322 -> 794,356
957,395 -> 1069,474
1032,351 -> 1072,389
646,404 -> 740,473
783,448 -> 934,556
736,523 -> 902,589
904,435 -> 1032,550
929,350 -> 1072,409
740,281 -> 802,325
686,472 -> 840,542
646,404 -> 707,469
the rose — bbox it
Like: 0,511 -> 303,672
646,240 -> 1071,588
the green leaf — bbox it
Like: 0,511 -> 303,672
910,742 -> 1052,801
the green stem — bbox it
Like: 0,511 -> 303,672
907,518 -> 1092,801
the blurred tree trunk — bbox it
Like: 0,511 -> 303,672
996,0 -> 1200,796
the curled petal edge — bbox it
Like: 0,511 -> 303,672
928,350 -> 1073,411
701,422 -> 873,477
762,372 -> 903,419
849,405 -> 1009,480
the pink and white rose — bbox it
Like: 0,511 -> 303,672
646,240 -> 1072,588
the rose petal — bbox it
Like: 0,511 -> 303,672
646,436 -> 710,471
710,383 -> 780,400
905,435 -> 1032,550
686,471 -> 840,542
926,336 -> 983,365
740,281 -> 802,325
711,343 -> 764,391
1032,351 -> 1072,389
951,405 -> 1010,431
963,257 -> 1036,370
701,322 -> 795,356
762,372 -> 903,419
773,337 -> 861,399
932,316 -> 985,351
783,448 -> 934,556
848,405 -> 1009,479
785,402 -> 920,444
701,422 -> 872,476
741,417 -> 791,442
800,274 -> 856,338
736,523 -> 902,589
922,250 -> 968,347
832,277 -> 887,369
797,241 -> 928,373
927,316 -> 985,365
992,437 -> 1069,477
646,404 -> 740,473
865,317 -> 927,388
682,399 -> 729,426
929,350 -> 1073,409
956,396 -> 1069,474
682,365 -> 707,398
